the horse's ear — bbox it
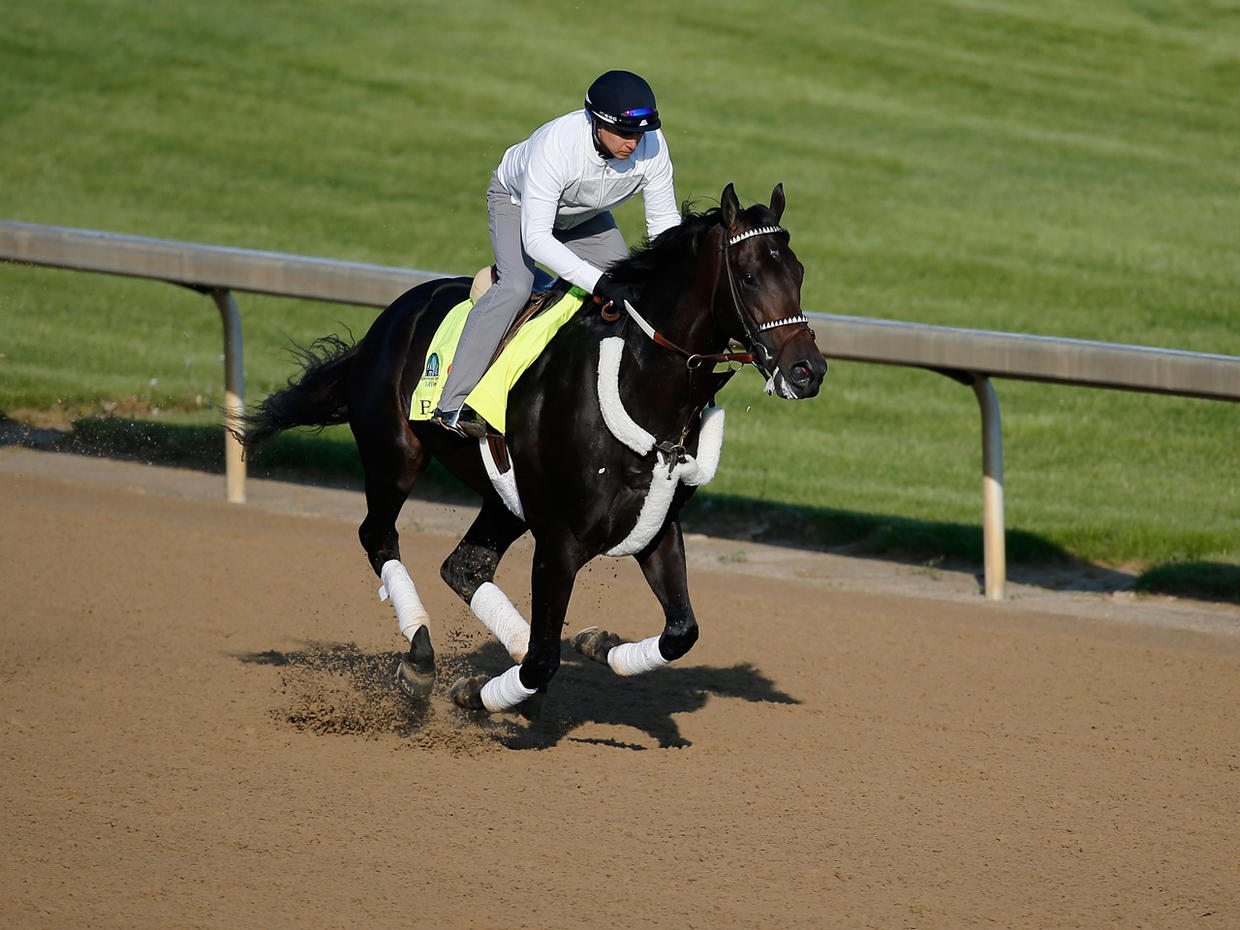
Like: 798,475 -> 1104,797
769,183 -> 786,223
721,183 -> 740,231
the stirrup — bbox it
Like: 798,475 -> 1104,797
430,405 -> 489,439
428,406 -> 461,436
455,406 -> 490,439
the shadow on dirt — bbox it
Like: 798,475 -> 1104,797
238,640 -> 799,751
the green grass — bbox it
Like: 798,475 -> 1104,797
2,0 -> 1238,593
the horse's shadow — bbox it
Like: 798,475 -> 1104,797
239,641 -> 799,750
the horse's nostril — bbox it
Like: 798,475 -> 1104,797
792,362 -> 812,385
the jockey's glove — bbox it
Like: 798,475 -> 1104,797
592,273 -> 638,311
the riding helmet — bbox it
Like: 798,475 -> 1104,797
584,71 -> 661,132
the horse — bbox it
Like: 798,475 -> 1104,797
242,182 -> 827,714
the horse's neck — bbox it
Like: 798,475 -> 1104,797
618,310 -> 728,435
648,283 -> 722,352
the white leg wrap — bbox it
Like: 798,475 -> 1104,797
480,665 -> 537,712
607,634 -> 669,677
379,559 -> 431,642
471,582 -> 531,662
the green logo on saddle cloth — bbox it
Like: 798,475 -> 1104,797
409,289 -> 587,434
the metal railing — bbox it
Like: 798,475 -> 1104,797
4,220 -> 1239,599
810,314 -> 1240,599
0,221 -> 441,504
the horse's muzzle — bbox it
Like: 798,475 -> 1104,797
766,354 -> 827,400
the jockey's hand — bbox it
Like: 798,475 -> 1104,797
592,273 -> 637,311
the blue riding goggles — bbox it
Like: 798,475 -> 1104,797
597,106 -> 660,131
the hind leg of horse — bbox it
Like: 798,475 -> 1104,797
450,536 -> 583,712
440,500 -> 530,662
573,520 -> 697,676
354,421 -> 435,698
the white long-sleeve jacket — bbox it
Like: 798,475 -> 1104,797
494,109 -> 679,292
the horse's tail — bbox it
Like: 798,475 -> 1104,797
239,334 -> 357,452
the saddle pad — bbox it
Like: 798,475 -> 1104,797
409,288 -> 586,434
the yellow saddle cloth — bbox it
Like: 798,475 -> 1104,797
409,288 -> 586,435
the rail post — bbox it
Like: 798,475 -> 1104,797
209,288 -> 246,503
971,375 -> 1005,599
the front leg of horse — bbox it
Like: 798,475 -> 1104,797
450,540 -> 579,713
572,520 -> 698,676
441,502 -> 531,663
448,627 -> 556,714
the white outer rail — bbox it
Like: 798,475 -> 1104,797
4,220 -> 1239,598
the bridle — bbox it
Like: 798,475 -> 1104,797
597,217 -> 812,472
717,224 -> 812,374
604,221 -> 811,376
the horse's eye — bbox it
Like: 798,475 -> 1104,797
740,272 -> 758,288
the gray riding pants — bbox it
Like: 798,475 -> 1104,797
436,173 -> 629,413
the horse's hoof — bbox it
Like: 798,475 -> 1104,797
448,676 -> 488,711
396,656 -> 435,701
572,626 -> 622,665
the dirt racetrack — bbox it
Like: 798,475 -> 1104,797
2,446 -> 1238,929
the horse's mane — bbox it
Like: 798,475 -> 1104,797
606,202 -> 724,292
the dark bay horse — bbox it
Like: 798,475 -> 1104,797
242,183 -> 827,713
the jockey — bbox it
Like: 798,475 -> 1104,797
431,70 -> 680,437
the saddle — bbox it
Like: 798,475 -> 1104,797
464,266 -> 579,473
471,265 -> 578,366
